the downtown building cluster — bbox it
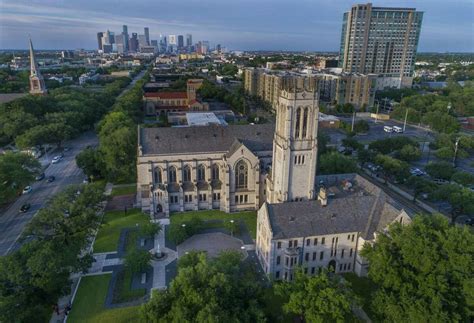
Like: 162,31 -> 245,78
97,25 -> 220,55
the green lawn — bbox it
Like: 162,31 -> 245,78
68,274 -> 139,323
111,185 -> 137,197
170,210 -> 257,239
93,209 -> 150,253
343,273 -> 378,319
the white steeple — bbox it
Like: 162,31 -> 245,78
29,37 -> 47,95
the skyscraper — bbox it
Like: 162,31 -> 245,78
28,38 -> 47,95
130,33 -> 139,52
97,32 -> 104,50
168,35 -> 177,45
122,25 -> 129,51
339,3 -> 423,89
177,35 -> 184,49
144,27 -> 150,45
185,34 -> 192,47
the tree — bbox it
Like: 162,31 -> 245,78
425,161 -> 455,180
124,249 -> 152,273
319,151 -> 357,175
353,120 -> 369,133
140,222 -> 162,238
75,147 -> 104,180
451,171 -> 474,186
396,144 -> 422,162
275,269 -> 357,322
374,154 -> 410,182
0,151 -> 41,203
361,214 -> 474,322
342,137 -> 363,151
140,251 -> 266,322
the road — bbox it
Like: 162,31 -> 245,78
0,132 -> 98,256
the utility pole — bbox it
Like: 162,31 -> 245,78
453,137 -> 460,167
351,110 -> 356,132
403,108 -> 409,132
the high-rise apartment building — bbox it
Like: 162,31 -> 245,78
130,33 -> 139,52
168,35 -> 177,45
185,34 -> 192,47
339,3 -> 423,89
177,35 -> 184,49
144,27 -> 150,45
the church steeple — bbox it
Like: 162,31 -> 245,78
29,38 -> 47,95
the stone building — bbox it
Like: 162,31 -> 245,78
256,173 -> 411,279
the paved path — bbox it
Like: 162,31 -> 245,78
151,220 -> 177,290
0,132 -> 98,256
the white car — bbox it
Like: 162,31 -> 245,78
51,156 -> 62,164
22,186 -> 32,194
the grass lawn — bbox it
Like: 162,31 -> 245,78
68,274 -> 139,323
343,273 -> 378,319
93,209 -> 150,253
170,210 -> 257,239
111,185 -> 137,197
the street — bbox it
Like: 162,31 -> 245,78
0,132 -> 98,256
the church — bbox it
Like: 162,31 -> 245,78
136,77 -> 410,278
136,77 -> 319,215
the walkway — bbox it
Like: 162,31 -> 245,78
151,219 -> 178,290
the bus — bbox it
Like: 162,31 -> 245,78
383,126 -> 393,133
393,126 -> 403,133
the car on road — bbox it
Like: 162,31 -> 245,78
20,203 -> 31,213
393,126 -> 403,133
410,167 -> 425,176
383,126 -> 393,133
47,175 -> 56,183
35,173 -> 45,181
22,186 -> 32,194
51,155 -> 62,164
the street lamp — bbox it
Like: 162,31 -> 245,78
230,220 -> 234,236
453,137 -> 460,167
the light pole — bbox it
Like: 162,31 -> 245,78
230,219 -> 234,236
453,137 -> 460,167
374,101 -> 379,124
403,108 -> 409,132
351,110 -> 356,132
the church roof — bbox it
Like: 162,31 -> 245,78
266,174 -> 406,240
139,124 -> 274,155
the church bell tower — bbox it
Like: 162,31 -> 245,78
29,38 -> 47,95
267,77 -> 319,203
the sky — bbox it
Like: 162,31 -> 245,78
0,0 -> 473,52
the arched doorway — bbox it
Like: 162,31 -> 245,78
328,260 -> 336,273
156,204 -> 163,213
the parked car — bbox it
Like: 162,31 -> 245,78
22,186 -> 32,194
51,156 -> 62,164
35,173 -> 45,181
465,218 -> 474,226
63,147 -> 70,152
20,203 -> 31,213
47,176 -> 56,183
433,178 -> 449,185
410,167 -> 425,176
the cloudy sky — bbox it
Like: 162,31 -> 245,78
0,0 -> 473,52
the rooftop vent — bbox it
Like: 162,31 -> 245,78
289,216 -> 295,222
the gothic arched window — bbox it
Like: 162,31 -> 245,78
168,166 -> 177,183
302,107 -> 309,138
183,165 -> 191,182
197,164 -> 206,181
235,160 -> 248,189
211,164 -> 220,180
154,167 -> 162,184
295,107 -> 301,138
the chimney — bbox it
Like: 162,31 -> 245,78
318,186 -> 328,206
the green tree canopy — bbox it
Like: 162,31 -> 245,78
275,269 -> 357,322
319,151 -> 357,175
361,214 -> 474,322
140,251 -> 266,322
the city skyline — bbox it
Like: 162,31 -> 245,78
0,0 -> 473,52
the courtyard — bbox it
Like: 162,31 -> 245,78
67,208 -> 259,322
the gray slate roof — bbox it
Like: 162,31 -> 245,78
267,175 -> 403,240
140,124 -> 275,155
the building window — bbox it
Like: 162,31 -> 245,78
183,165 -> 191,182
311,267 -> 315,274
305,253 -> 309,261
276,256 -> 281,265
321,237 -> 325,245
302,107 -> 309,138
275,271 -> 280,279
339,264 -> 343,271
285,257 -> 289,266
341,249 -> 345,259
352,234 -> 355,242
213,193 -> 221,201
289,241 -> 293,248
347,234 -> 351,240
320,251 -> 324,260
306,239 -> 310,246
350,248 -> 353,257
197,164 -> 205,181
211,164 -> 219,180
348,263 -> 351,270
295,107 -> 301,138
168,166 -> 177,183
199,194 -> 207,202
235,160 -> 248,189
313,252 -> 316,261
154,167 -> 162,184
294,240 -> 298,247
277,241 -> 282,249
314,238 -> 318,246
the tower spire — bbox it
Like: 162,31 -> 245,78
28,37 -> 47,95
